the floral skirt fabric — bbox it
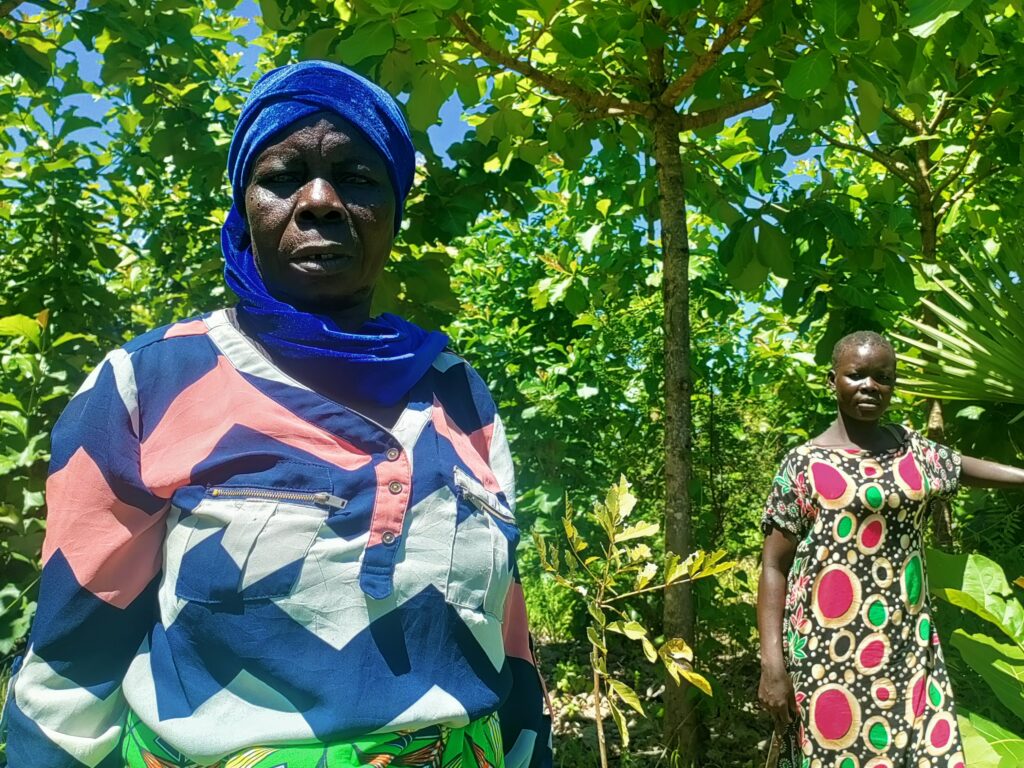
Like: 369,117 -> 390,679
121,710 -> 504,768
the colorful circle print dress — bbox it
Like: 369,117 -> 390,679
761,427 -> 965,768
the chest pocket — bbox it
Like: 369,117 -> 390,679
174,488 -> 345,604
446,466 -> 519,618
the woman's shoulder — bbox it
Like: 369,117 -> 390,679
84,312 -> 221,395
121,312 -> 217,355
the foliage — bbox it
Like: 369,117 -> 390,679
4,0 -> 1024,764
928,549 -> 1024,763
535,476 -> 734,765
895,248 -> 1024,406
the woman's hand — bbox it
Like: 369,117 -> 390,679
759,661 -> 797,732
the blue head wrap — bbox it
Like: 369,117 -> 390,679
222,61 -> 447,407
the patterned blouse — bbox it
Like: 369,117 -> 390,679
4,310 -> 551,767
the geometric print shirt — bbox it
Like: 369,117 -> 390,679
4,310 -> 551,768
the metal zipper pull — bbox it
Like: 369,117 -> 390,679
312,492 -> 347,510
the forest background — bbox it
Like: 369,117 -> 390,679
2,0 -> 1024,766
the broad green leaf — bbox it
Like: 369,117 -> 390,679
190,23 -> 236,42
907,0 -> 973,37
618,521 -> 659,542
757,223 -> 793,278
607,620 -> 647,640
607,695 -> 629,748
813,0 -> 858,38
855,79 -> 882,132
338,22 -> 395,66
608,678 -> 645,715
951,630 -> 1024,721
961,710 -> 1024,766
576,223 -> 602,254
783,51 -> 832,99
0,315 -> 42,349
933,552 -> 1024,651
958,713 -> 1006,767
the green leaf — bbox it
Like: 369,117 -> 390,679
907,0 -> 973,37
609,678 -> 645,715
338,22 -> 395,65
607,695 -> 629,748
961,710 -> 1024,767
757,223 -> 793,278
927,549 -> 1024,647
577,223 -> 602,254
607,620 -> 648,641
813,0 -> 858,38
958,713 -> 1007,767
0,315 -> 42,349
617,521 -> 659,542
301,28 -> 340,60
951,630 -> 1024,721
783,51 -> 833,99
855,79 -> 883,133
190,23 -> 236,42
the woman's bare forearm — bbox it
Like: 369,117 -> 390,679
961,455 -> 1024,489
758,565 -> 789,669
758,530 -> 797,670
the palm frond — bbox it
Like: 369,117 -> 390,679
897,249 -> 1024,405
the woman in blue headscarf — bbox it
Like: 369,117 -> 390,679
4,61 -> 551,768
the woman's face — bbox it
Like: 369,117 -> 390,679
245,112 -> 396,313
828,343 -> 897,422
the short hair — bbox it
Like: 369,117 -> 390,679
831,331 -> 895,370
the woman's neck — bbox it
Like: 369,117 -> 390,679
815,413 -> 896,450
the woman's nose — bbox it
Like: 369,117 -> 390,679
296,177 -> 345,223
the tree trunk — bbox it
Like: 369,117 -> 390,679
653,112 -> 697,764
916,191 -> 955,549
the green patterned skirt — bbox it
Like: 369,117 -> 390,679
121,710 -> 504,767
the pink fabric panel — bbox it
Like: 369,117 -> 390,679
431,398 -> 500,494
162,319 -> 209,339
141,356 -> 371,497
502,581 -> 532,663
43,448 -> 167,609
366,453 -> 411,548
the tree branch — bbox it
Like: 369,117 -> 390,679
932,99 -> 998,198
814,129 -> 917,188
882,105 -> 919,135
677,89 -> 774,131
660,0 -> 767,107
449,13 -> 655,119
0,0 -> 23,19
927,93 -> 951,133
935,164 -> 1003,219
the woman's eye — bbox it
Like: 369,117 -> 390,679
266,171 -> 302,184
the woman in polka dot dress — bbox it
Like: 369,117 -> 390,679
757,331 -> 1024,768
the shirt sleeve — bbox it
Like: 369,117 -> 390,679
3,351 -> 167,768
914,431 -> 963,500
760,450 -> 814,539
484,408 -> 552,768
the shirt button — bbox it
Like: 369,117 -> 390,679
388,481 -> 403,494
386,448 -> 400,461
382,531 -> 396,545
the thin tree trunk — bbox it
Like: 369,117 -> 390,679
653,112 -> 697,764
916,190 -> 955,548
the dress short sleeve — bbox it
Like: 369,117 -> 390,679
913,431 -> 963,500
761,449 -> 814,539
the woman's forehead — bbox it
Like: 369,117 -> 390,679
256,112 -> 384,163
838,343 -> 896,368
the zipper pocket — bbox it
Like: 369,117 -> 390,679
453,468 -> 515,524
209,487 -> 347,511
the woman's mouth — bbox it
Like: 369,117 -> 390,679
290,248 -> 354,274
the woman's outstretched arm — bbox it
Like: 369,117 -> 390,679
757,528 -> 798,733
961,455 -> 1024,489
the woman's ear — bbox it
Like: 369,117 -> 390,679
827,369 -> 837,391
